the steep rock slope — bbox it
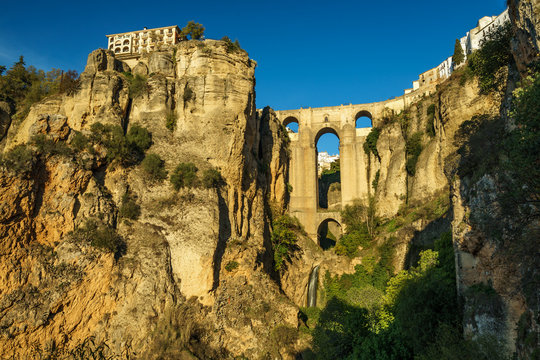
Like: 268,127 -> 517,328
0,41 -> 297,359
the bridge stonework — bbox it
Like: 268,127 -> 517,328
276,98 -> 406,244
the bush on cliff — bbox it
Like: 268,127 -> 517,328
271,215 -> 301,272
119,191 -> 141,220
69,219 -> 126,259
0,144 -> 35,176
468,23 -> 512,93
170,162 -> 198,190
141,153 -> 167,181
363,127 -> 380,159
180,21 -> 205,40
89,122 -> 152,166
123,72 -> 148,99
201,168 -> 224,189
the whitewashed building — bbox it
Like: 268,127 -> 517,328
318,152 -> 339,175
106,26 -> 181,57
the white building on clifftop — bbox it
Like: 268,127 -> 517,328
106,26 -> 180,58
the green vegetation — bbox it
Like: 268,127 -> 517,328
405,132 -> 423,176
70,131 -> 90,152
180,21 -> 205,40
119,191 -> 141,220
201,168 -> 224,189
271,215 -> 301,272
225,261 -> 239,272
221,36 -> 243,53
363,127 -> 380,159
89,122 -> 152,166
452,39 -> 465,66
426,103 -> 436,137
69,219 -> 126,258
123,72 -> 148,99
372,170 -> 380,191
141,153 -> 167,181
502,72 -> 540,209
31,133 -> 72,157
321,159 -> 340,176
0,56 -> 79,119
165,111 -> 177,131
170,162 -> 198,190
0,144 -> 35,176
308,231 -> 490,360
334,198 -> 377,257
468,23 -> 512,93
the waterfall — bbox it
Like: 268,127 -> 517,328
307,265 -> 320,307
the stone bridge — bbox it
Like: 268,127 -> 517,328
275,97 -> 408,244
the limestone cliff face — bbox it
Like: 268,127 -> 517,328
0,41 -> 297,359
509,0 -> 540,73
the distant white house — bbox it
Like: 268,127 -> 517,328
403,8 -> 509,96
318,152 -> 339,175
460,9 -> 510,57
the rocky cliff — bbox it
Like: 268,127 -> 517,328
0,40 -> 298,359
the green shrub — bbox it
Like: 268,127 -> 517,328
468,23 -> 513,93
271,215 -> 300,272
126,124 -> 152,151
225,260 -> 239,272
141,153 -> 167,181
452,39 -> 465,66
31,134 -> 72,157
170,162 -> 198,190
363,127 -> 380,159
124,72 -> 148,98
201,168 -> 224,188
405,132 -> 423,176
335,227 -> 371,258
70,131 -> 90,152
222,36 -> 243,53
502,72 -> 540,208
0,144 -> 35,176
89,122 -> 152,166
180,21 -> 205,40
165,111 -> 177,131
372,170 -> 380,191
119,192 -> 140,220
70,219 -> 126,258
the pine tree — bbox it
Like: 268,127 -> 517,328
452,39 -> 465,66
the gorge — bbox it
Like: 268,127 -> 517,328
0,0 -> 538,359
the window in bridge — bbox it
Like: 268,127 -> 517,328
283,116 -> 299,133
318,219 -> 342,250
316,129 -> 341,210
355,110 -> 373,128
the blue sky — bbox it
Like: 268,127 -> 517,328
0,0 -> 507,154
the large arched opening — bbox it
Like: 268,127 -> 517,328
315,127 -> 341,210
355,110 -> 373,128
283,116 -> 299,133
317,218 -> 342,250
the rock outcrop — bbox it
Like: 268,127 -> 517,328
0,41 -> 298,359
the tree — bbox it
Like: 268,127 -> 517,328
452,39 -> 465,66
180,21 -> 205,40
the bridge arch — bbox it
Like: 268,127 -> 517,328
317,218 -> 342,250
283,116 -> 299,133
354,110 -> 373,128
314,126 -> 340,145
